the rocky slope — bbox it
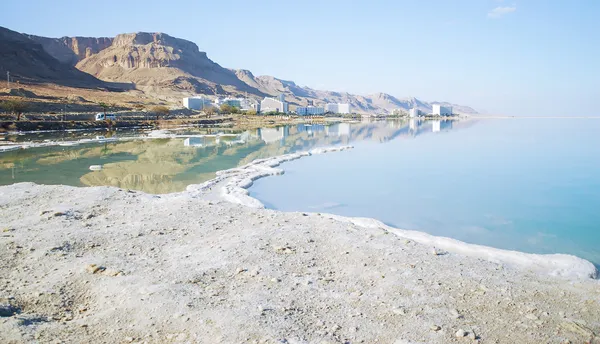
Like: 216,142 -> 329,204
232,71 -> 478,114
0,27 -> 113,89
7,26 -> 478,114
74,32 -> 262,96
1,182 -> 599,343
26,35 -> 113,66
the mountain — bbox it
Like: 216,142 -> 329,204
11,28 -> 478,114
232,72 -> 478,114
71,32 -> 264,96
0,26 -> 112,88
26,34 -> 113,66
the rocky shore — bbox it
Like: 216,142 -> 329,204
0,146 -> 599,343
1,181 -> 599,344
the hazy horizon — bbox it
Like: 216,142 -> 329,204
3,0 -> 599,116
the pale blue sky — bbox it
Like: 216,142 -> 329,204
2,0 -> 599,115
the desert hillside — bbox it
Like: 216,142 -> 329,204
3,26 -> 478,114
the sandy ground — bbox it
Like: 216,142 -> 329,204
0,181 -> 598,344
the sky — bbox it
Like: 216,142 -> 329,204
2,0 -> 599,115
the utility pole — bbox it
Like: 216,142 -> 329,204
7,71 -> 10,88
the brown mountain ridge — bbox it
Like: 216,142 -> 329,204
3,26 -> 477,114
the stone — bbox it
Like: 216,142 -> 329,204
468,331 -> 477,340
86,264 -> 106,274
0,304 -> 18,317
559,321 -> 595,338
392,308 -> 407,315
430,325 -> 441,331
455,329 -> 468,338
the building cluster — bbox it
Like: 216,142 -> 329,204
182,96 -> 258,111
259,94 -> 288,114
325,103 -> 351,114
432,104 -> 453,116
183,94 -> 352,116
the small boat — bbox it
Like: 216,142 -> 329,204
89,165 -> 103,171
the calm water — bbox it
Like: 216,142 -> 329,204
249,119 -> 600,265
2,119 -> 599,264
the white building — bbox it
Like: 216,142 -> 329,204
409,108 -> 421,117
183,97 -> 212,110
325,103 -> 351,114
432,104 -> 453,116
239,99 -> 257,111
296,106 -> 325,116
260,96 -> 288,114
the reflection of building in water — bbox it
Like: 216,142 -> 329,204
440,120 -> 453,130
409,119 -> 418,131
325,123 -> 350,137
432,120 -> 441,133
296,124 -> 325,135
258,127 -> 288,144
184,137 -> 206,147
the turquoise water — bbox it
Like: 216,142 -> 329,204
249,119 -> 600,265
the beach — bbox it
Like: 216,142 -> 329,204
1,147 -> 599,344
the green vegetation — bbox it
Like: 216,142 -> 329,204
150,105 -> 170,120
1,99 -> 29,120
97,102 -> 110,114
245,109 -> 257,116
204,107 -> 217,117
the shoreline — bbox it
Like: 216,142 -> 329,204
2,182 -> 599,343
2,137 -> 598,279
178,145 -> 598,280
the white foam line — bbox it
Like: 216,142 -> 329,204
323,215 -> 598,280
182,146 -> 354,207
192,144 -> 598,280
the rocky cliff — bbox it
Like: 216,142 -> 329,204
26,35 -> 113,66
6,27 -> 477,114
74,32 -> 262,96
0,26 -> 110,88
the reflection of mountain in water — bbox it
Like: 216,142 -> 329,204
0,119 -> 468,194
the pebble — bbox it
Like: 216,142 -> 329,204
430,325 -> 441,331
468,331 -> 477,340
0,304 -> 18,317
86,264 -> 105,274
455,329 -> 468,338
392,308 -> 407,315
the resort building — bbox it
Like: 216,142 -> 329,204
325,103 -> 351,114
432,104 -> 453,116
409,108 -> 421,117
296,106 -> 325,116
260,95 -> 289,114
183,97 -> 212,110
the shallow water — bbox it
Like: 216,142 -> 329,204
249,118 -> 600,265
3,118 -> 598,264
0,123 -> 358,193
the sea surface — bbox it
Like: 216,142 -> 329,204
1,118 -> 599,265
249,118 -> 600,266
